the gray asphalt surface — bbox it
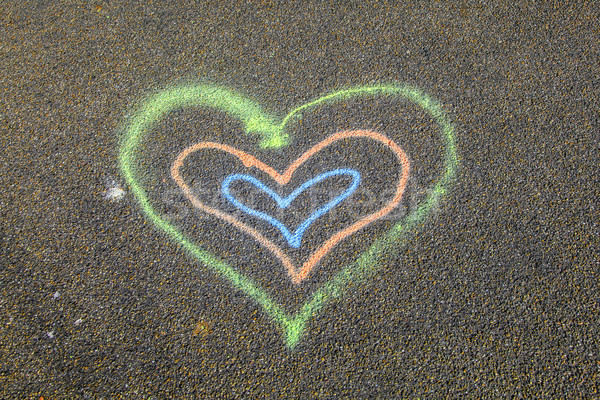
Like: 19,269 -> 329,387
1,1 -> 599,398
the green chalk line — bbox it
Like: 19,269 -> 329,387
118,83 -> 458,350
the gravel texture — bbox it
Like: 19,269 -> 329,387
1,1 -> 599,398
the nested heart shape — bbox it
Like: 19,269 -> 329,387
171,130 -> 410,284
119,83 -> 458,349
221,168 -> 362,248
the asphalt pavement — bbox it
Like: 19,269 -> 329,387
0,1 -> 598,398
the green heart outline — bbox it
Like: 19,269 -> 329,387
118,83 -> 458,350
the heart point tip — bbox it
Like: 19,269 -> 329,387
284,326 -> 305,351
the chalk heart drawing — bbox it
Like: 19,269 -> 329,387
119,83 -> 458,350
171,130 -> 410,285
221,169 -> 362,249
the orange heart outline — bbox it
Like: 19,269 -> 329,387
171,129 -> 410,284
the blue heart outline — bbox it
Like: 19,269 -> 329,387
222,169 -> 361,248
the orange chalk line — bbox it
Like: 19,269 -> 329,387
171,130 -> 410,284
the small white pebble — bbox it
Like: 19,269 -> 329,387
103,187 -> 126,201
47,331 -> 55,339
74,318 -> 83,325
53,291 -> 60,300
